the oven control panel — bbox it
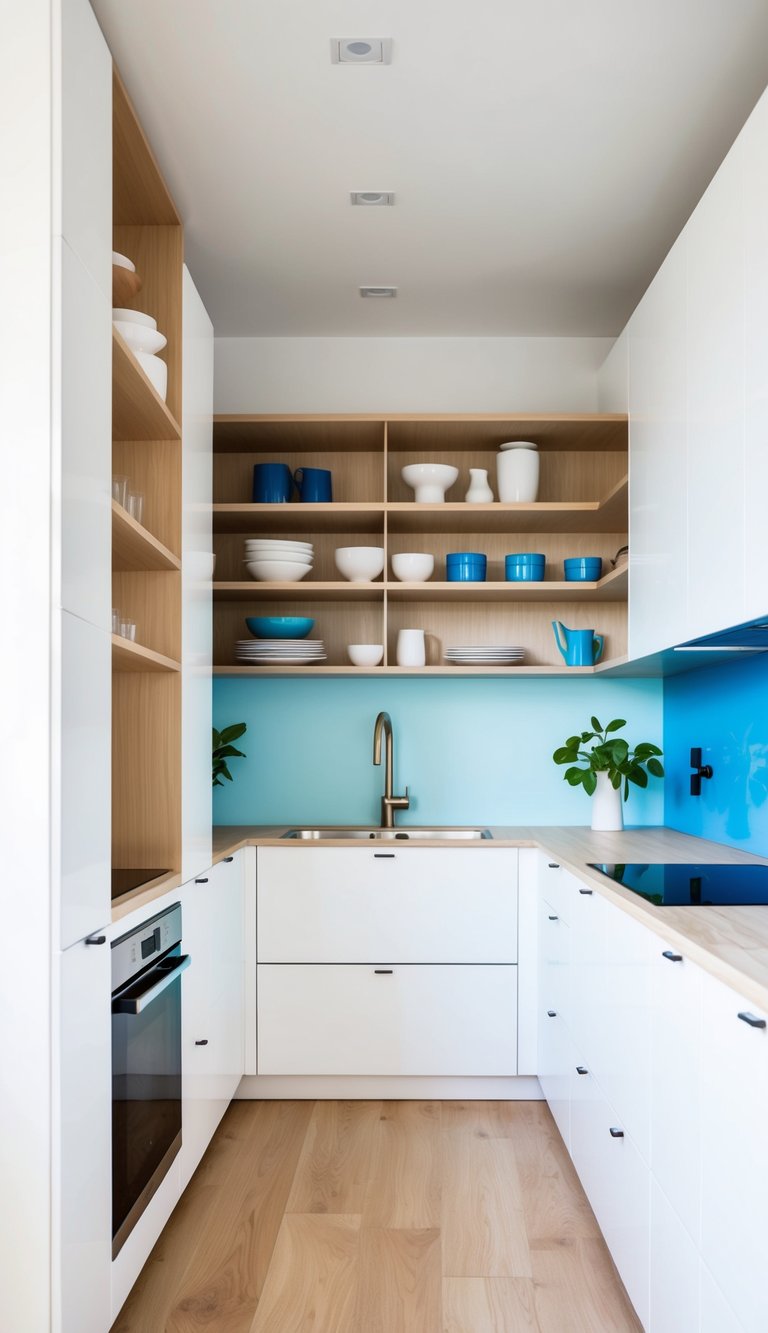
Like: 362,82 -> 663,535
111,903 -> 182,993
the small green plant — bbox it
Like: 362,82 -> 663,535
212,722 -> 247,788
553,717 -> 664,801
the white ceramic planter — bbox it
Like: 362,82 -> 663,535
496,442 -> 539,502
591,770 -> 624,831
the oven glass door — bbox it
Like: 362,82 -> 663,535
112,944 -> 188,1256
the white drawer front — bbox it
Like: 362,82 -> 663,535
257,964 -> 517,1076
650,1178 -> 700,1333
538,1008 -> 572,1151
257,847 -> 518,962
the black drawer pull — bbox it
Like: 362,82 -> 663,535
546,1010 -> 557,1018
662,950 -> 683,962
85,934 -> 106,945
547,863 -> 560,869
738,1011 -> 767,1029
374,853 -> 395,859
195,1039 -> 209,1046
195,877 -> 208,883
374,968 -> 393,974
576,1066 -> 588,1076
548,914 -> 559,921
224,856 -> 234,863
578,888 -> 593,895
609,1127 -> 624,1139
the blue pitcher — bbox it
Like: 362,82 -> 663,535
552,621 -> 604,666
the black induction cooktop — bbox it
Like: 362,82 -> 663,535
588,862 -> 768,906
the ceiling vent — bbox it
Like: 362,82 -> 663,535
331,39 -> 392,65
350,191 -> 394,206
359,286 -> 397,298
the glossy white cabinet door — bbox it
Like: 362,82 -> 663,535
700,972 -> 768,1333
537,853 -> 578,925
700,1262 -> 748,1333
56,238 -> 111,631
650,946 -> 702,1242
685,140 -> 746,641
649,1178 -> 700,1333
56,936 -> 111,1333
180,266 -> 213,883
257,847 -> 518,963
258,964 -> 518,1076
627,240 -> 688,657
58,610 -> 111,948
743,89 -> 768,623
538,892 -> 572,1146
57,0 -> 111,294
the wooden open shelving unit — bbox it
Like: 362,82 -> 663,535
212,414 -> 629,675
111,68 -> 183,897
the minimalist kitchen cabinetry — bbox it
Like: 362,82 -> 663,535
743,90 -> 768,623
213,415 -> 628,675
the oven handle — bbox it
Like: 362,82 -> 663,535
112,954 -> 191,1015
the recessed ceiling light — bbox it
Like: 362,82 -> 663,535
359,286 -> 397,298
331,38 -> 392,65
350,191 -> 394,207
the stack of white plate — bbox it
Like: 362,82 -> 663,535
112,308 -> 168,401
444,645 -> 526,665
244,538 -> 314,582
235,639 -> 327,665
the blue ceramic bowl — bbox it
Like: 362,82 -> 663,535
446,552 -> 487,582
505,553 -> 545,582
245,615 -> 315,639
564,557 -> 603,582
447,551 -> 486,564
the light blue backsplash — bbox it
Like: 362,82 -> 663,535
664,655 -> 768,856
213,676 -> 664,827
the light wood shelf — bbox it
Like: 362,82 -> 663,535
112,634 -> 180,673
214,581 -> 385,603
112,500 -> 181,571
212,663 -> 607,677
386,567 -> 628,603
213,503 -> 385,534
112,327 -> 181,442
387,481 -> 628,534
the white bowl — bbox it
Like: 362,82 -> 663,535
114,319 -> 167,355
134,350 -> 168,401
112,307 -> 156,330
245,560 -> 312,582
185,552 -> 216,580
391,552 -> 435,582
245,541 -> 313,553
334,546 -> 385,582
112,251 -> 135,272
347,644 -> 384,667
401,463 -> 459,503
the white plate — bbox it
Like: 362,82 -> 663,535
245,539 -> 314,548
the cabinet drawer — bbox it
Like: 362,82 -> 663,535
257,964 -> 517,1075
538,1008 -> 572,1151
538,854 -> 581,924
257,847 -> 517,962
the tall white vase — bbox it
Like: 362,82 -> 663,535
591,770 -> 624,831
496,442 -> 540,502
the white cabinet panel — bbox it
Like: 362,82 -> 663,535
649,1178 -> 700,1333
56,936 -> 111,1333
258,964 -> 517,1076
743,90 -> 768,623
58,611 -> 110,948
700,1262 -> 747,1333
700,972 -> 768,1333
627,241 -> 688,657
180,266 -> 213,884
537,854 -> 579,924
538,1009 -> 573,1151
685,142 -> 746,640
650,947 -> 702,1242
57,240 -> 111,630
257,847 -> 518,963
58,0 -> 111,293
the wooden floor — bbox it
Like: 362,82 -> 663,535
111,1100 -> 641,1333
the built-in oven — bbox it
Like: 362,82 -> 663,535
111,903 -> 190,1258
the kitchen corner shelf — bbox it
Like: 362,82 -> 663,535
112,327 -> 181,443
112,500 -> 181,572
111,635 -> 180,673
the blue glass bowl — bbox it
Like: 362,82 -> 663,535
245,616 -> 315,639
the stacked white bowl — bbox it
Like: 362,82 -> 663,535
244,538 -> 314,582
113,308 -> 168,401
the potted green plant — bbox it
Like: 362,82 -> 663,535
552,717 -> 664,831
212,722 -> 247,788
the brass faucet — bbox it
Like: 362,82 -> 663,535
372,711 -> 410,828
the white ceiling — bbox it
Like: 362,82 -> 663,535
92,0 -> 768,338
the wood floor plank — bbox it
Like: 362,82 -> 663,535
443,1277 -> 540,1332
511,1102 -> 602,1244
441,1134 -> 531,1278
441,1100 -> 535,1139
286,1100 -> 382,1214
530,1237 -> 642,1333
363,1101 -> 442,1229
354,1228 -> 442,1333
248,1214 -> 361,1333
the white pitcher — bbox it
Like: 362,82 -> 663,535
396,628 -> 426,666
496,441 -> 539,502
464,468 -> 494,503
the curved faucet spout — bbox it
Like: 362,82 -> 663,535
372,711 -> 410,829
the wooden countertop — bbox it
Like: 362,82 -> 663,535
211,823 -> 768,1011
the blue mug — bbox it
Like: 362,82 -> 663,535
552,621 -> 605,666
294,466 -> 333,503
252,462 -> 293,503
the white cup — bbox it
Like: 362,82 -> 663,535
396,628 -> 426,667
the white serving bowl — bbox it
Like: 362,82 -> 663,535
334,546 -> 385,582
112,307 -> 156,330
134,350 -> 168,401
245,559 -> 312,582
347,644 -> 384,667
112,251 -> 135,271
114,319 -> 167,355
391,552 -> 435,582
401,463 -> 459,503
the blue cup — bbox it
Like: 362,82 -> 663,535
447,552 -> 487,582
294,466 -> 333,503
252,462 -> 293,503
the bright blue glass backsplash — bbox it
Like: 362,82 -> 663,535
664,654 -> 768,855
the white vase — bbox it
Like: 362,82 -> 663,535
496,442 -> 540,502
591,770 -> 624,832
396,628 -> 426,666
465,468 -> 494,503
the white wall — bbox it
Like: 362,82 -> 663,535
214,336 -> 613,412
597,332 -> 628,412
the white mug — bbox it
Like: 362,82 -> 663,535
396,628 -> 426,666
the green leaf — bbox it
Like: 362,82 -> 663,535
590,716 -> 603,734
564,766 -> 585,786
611,771 -> 622,790
553,746 -> 578,765
607,738 -> 629,765
565,735 -> 581,750
628,765 -> 648,789
219,722 -> 247,744
605,719 -> 627,733
581,730 -> 597,743
214,744 -> 246,760
583,769 -> 598,796
647,757 -> 665,778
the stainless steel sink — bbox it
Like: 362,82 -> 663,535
281,826 -> 493,841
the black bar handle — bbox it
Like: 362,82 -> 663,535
374,853 -> 395,859
662,950 -> 683,962
548,914 -> 559,921
609,1127 -> 624,1139
374,968 -> 393,974
576,1066 -> 588,1075
195,1039 -> 209,1046
195,877 -> 208,883
86,934 -> 106,945
547,862 -> 560,869
738,1011 -> 767,1029
579,888 -> 593,895
546,1010 -> 557,1018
